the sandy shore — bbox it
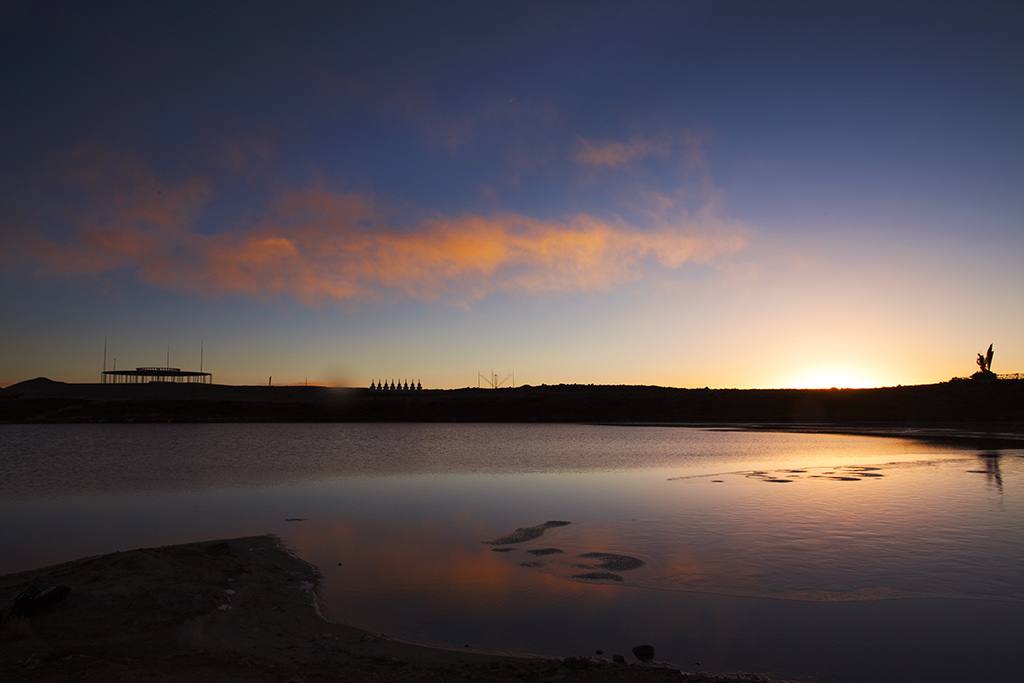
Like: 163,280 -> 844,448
1,536 -> 786,682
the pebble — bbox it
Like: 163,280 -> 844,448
632,644 -> 655,662
561,657 -> 592,670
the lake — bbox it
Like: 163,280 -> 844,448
2,423 -> 1022,682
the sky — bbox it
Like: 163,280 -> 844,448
1,1 -> 1021,389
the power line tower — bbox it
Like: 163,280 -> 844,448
478,369 -> 514,388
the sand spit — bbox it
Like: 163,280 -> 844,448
0,536 -> 795,682
578,553 -> 646,572
483,520 -> 572,545
483,524 -> 652,586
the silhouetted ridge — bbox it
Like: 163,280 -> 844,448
1,380 -> 1023,426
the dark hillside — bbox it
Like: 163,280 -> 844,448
2,378 -> 1022,426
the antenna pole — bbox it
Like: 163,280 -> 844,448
102,337 -> 107,381
478,369 -> 516,388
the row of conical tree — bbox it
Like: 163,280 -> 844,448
370,379 -> 422,391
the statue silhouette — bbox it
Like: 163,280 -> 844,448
973,344 -> 996,379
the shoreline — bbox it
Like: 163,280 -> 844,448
1,535 -> 790,682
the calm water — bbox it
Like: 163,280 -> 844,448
2,424 -> 1022,682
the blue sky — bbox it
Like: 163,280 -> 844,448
1,1 -> 1021,388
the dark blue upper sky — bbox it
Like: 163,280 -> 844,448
1,1 -> 1021,387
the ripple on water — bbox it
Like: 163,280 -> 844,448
489,457 -> 1024,604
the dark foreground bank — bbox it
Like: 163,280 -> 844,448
2,377 -> 1023,427
1,535 -> 789,683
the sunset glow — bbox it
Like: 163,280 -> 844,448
783,369 -> 883,391
1,3 -> 1021,388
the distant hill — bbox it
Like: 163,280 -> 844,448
4,377 -> 63,392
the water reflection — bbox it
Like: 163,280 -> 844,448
0,423 -> 957,500
971,451 -> 1003,493
278,483 -> 1024,683
2,424 -> 1023,683
474,458 -> 1024,602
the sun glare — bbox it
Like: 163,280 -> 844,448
784,368 -> 880,390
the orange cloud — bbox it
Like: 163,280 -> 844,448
24,181 -> 212,281
573,134 -> 672,167
9,145 -> 746,306
19,186 -> 745,305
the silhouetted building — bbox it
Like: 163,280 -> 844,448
102,367 -> 212,384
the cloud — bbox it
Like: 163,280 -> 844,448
5,144 -> 746,306
573,133 -> 672,167
7,144 -> 213,282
